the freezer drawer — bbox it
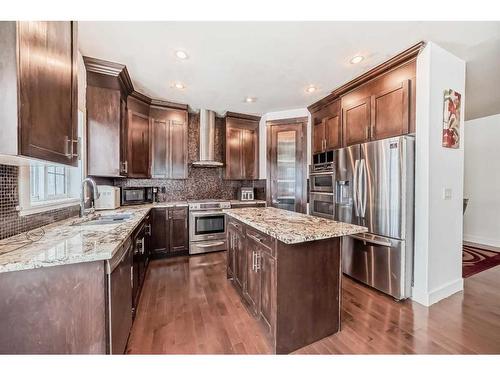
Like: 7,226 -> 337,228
342,233 -> 411,300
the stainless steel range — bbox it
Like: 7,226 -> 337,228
188,199 -> 231,255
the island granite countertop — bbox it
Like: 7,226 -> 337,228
224,207 -> 367,244
0,202 -> 187,274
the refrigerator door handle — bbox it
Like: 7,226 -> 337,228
360,159 -> 367,217
353,159 -> 360,217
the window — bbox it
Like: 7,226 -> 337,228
30,165 -> 70,202
17,110 -> 85,216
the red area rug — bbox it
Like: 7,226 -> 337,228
463,243 -> 500,278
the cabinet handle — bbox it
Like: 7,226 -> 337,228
255,252 -> 261,272
64,136 -> 72,159
365,127 -> 369,140
145,224 -> 152,236
121,161 -> 128,174
72,138 -> 81,159
248,233 -> 263,243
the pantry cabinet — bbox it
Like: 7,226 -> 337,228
224,112 -> 260,180
0,21 -> 78,166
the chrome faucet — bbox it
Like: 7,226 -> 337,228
80,177 -> 100,218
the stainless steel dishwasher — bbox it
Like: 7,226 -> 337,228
106,237 -> 133,354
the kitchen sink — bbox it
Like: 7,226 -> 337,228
72,213 -> 133,226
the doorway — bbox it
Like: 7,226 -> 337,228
266,118 -> 308,213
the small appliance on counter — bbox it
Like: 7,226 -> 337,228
95,185 -> 120,210
121,187 -> 154,206
238,187 -> 254,201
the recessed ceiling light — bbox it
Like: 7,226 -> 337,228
350,55 -> 364,64
174,82 -> 185,89
306,85 -> 317,93
175,50 -> 188,60
245,97 -> 256,103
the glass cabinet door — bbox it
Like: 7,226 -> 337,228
275,130 -> 297,211
268,121 -> 307,213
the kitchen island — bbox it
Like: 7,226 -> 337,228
224,207 -> 367,354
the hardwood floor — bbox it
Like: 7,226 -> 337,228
126,251 -> 500,354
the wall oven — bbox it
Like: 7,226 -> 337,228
188,200 -> 231,255
121,187 -> 153,206
309,162 -> 335,219
309,192 -> 335,220
309,162 -> 335,193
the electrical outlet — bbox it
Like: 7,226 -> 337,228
443,188 -> 452,200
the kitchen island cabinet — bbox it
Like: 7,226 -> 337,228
225,207 -> 366,353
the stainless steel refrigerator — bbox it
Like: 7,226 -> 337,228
334,135 -> 415,300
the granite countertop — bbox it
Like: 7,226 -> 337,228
230,199 -> 267,206
0,202 -> 186,274
224,207 -> 367,244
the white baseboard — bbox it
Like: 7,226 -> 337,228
463,234 -> 500,248
411,278 -> 464,307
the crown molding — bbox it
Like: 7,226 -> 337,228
83,56 -> 134,95
308,41 -> 425,113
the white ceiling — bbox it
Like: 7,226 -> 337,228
78,21 -> 500,120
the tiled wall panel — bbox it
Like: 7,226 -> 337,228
0,165 -> 79,240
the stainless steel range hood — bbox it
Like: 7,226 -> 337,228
192,109 -> 224,168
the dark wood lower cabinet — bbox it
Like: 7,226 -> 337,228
259,250 -> 276,336
244,235 -> 261,315
227,217 -> 341,354
0,214 -> 155,354
150,207 -> 188,258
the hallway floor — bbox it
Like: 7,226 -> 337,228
126,252 -> 500,354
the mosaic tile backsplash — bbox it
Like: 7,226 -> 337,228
113,112 -> 266,201
0,164 -> 80,240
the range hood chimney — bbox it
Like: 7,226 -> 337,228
191,109 -> 224,168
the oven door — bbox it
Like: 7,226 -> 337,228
310,172 -> 335,193
189,210 -> 226,242
310,192 -> 335,220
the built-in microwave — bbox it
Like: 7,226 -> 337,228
309,162 -> 335,193
121,187 -> 154,206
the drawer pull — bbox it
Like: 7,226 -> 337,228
248,233 -> 263,243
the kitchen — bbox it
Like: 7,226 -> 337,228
1,11 -> 500,365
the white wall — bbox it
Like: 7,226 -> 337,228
463,113 -> 500,247
258,108 -> 311,180
412,42 -> 466,306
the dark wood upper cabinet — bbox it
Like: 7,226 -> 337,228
325,114 -> 342,150
0,21 -> 78,166
127,96 -> 151,178
310,98 -> 341,153
371,79 -> 410,141
342,97 -> 371,146
312,120 -> 325,154
150,106 -> 188,179
84,56 -> 133,177
309,43 -> 421,151
224,112 -> 260,180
